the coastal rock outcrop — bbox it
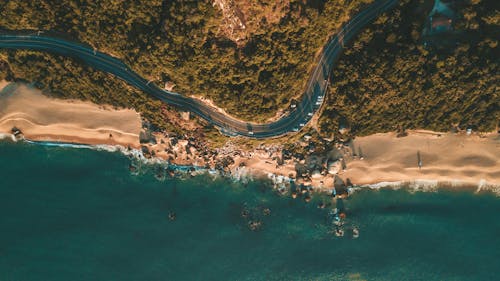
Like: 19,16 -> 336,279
10,126 -> 23,140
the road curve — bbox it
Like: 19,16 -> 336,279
0,0 -> 398,138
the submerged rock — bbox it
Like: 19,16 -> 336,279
168,212 -> 176,221
240,207 -> 250,218
248,220 -> 262,231
353,228 -> 359,239
129,164 -> 137,173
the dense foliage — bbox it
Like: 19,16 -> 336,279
319,0 -> 499,135
0,0 -> 372,123
1,0 -> 497,137
0,50 -> 173,131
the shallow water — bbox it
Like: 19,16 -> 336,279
0,142 -> 499,280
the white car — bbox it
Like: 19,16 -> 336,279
248,131 -> 254,135
307,112 -> 313,116
299,123 -> 305,127
292,128 -> 299,132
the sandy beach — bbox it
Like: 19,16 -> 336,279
0,81 -> 142,148
1,80 -> 498,188
344,131 -> 500,186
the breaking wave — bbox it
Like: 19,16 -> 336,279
349,179 -> 500,196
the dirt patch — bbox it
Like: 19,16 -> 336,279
213,0 -> 290,45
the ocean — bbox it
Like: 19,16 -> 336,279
0,141 -> 499,281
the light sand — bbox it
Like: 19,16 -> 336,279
1,81 -> 498,188
0,81 -> 141,147
344,131 -> 500,186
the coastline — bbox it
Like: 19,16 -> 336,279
6,132 -> 498,191
1,81 -> 499,194
2,131 -> 499,196
0,81 -> 142,149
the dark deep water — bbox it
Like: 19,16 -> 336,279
0,142 -> 499,281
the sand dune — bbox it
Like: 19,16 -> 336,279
344,131 -> 500,186
0,81 -> 141,147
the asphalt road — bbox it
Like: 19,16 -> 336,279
0,0 -> 398,138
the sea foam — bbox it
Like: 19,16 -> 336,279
0,133 -> 16,142
351,179 -> 500,196
3,137 -> 499,195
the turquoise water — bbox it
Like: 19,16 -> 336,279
0,142 -> 499,281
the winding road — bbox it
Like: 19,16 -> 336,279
0,0 -> 398,138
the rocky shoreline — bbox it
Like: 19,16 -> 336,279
3,128 -> 500,207
135,120 -> 359,194
2,81 -> 498,198
2,125 -> 353,198
4,119 -> 500,199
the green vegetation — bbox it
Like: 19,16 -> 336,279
0,50 -> 173,130
0,0 -> 373,123
319,0 -> 499,136
0,0 -> 497,139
